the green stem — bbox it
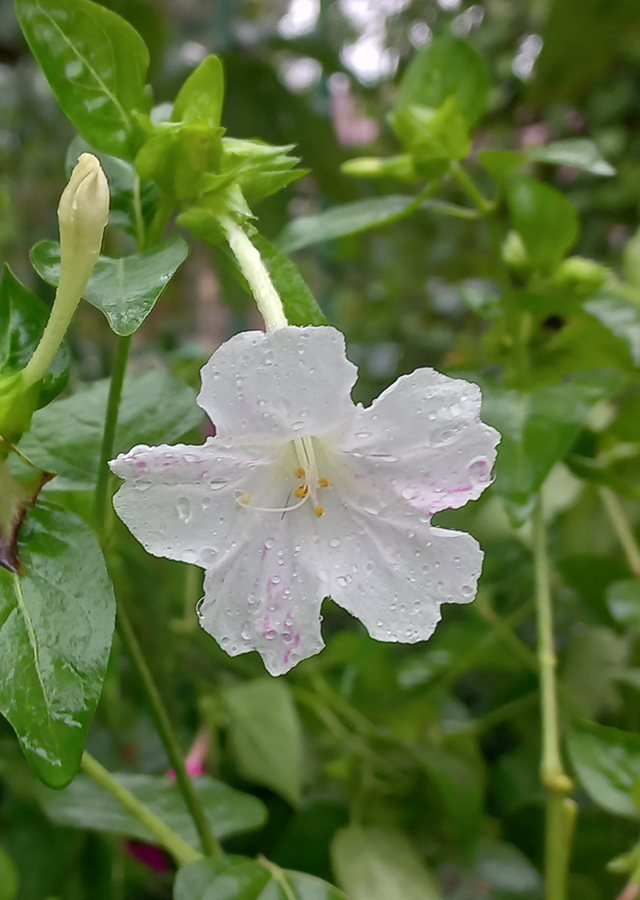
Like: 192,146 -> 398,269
534,500 -> 575,900
116,600 -> 221,859
81,752 -> 201,868
600,487 -> 640,578
93,334 -> 131,534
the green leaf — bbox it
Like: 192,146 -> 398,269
567,721 -> 640,818
251,235 -> 327,326
391,97 -> 470,162
528,139 -> 615,176
561,626 -> 628,718
472,839 -> 540,895
478,150 -> 527,181
584,294 -> 640,366
397,34 -> 489,128
40,773 -> 266,846
16,0 -> 149,160
607,580 -> 640,629
223,678 -> 303,806
478,370 -> 623,524
506,175 -> 579,271
0,846 -> 19,900
18,371 -> 203,491
277,196 -> 418,253
0,265 -> 69,408
172,55 -> 224,127
31,235 -> 189,337
331,825 -> 443,900
0,500 -> 115,788
174,857 -> 347,900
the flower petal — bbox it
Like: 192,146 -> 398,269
197,326 -> 357,443
338,368 -> 499,516
110,439 -> 284,566
199,518 -> 325,676
312,488 -> 483,642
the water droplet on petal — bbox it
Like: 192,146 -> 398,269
177,497 -> 192,522
330,538 -> 341,548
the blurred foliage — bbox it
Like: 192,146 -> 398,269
4,0 -> 640,899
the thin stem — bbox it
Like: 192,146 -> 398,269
474,592 -> 539,673
93,334 -> 131,534
450,161 -> 493,215
133,176 -> 145,251
81,752 -> 201,868
116,599 -> 221,859
534,500 -> 575,900
600,487 -> 640,578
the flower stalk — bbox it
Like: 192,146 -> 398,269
534,500 -> 576,900
218,215 -> 288,329
23,154 -> 109,388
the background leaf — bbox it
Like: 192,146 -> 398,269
16,0 -> 149,160
506,175 -> 579,271
0,500 -> 115,787
0,265 -> 69,408
584,294 -> 640,366
528,139 -> 615,176
31,235 -> 189,336
40,773 -> 267,846
18,371 -> 203,490
223,678 -> 303,806
174,857 -> 347,900
568,722 -> 640,818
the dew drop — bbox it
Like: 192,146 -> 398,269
461,584 -> 474,598
330,538 -> 341,548
264,537 -> 275,549
402,487 -> 418,501
177,497 -> 192,522
337,576 -> 348,587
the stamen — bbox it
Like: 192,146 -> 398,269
318,478 -> 329,488
294,467 -> 306,479
314,506 -> 324,517
294,485 -> 309,499
236,490 -> 310,514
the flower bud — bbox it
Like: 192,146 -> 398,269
550,256 -> 609,296
502,230 -> 530,271
58,152 -> 110,290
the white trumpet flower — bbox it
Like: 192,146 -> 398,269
111,326 -> 499,675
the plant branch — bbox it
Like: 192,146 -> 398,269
81,752 -> 201,868
600,487 -> 640,578
534,500 -> 575,900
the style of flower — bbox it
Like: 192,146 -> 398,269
110,326 -> 499,676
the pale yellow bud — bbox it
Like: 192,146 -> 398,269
23,154 -> 110,388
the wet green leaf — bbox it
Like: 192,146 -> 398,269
16,0 -> 149,160
223,678 -> 303,806
31,235 -> 189,336
0,501 -> 115,787
40,773 -> 266,845
18,371 -> 202,491
0,265 -> 69,409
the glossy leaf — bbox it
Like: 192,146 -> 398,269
506,175 -> 579,271
174,856 -> 347,900
584,294 -> 640,366
479,370 -> 623,524
277,196 -> 417,253
251,235 -> 327,326
0,500 -> 115,788
0,265 -> 69,408
18,371 -> 202,491
40,773 -> 267,845
172,55 -> 224,127
568,721 -> 640,818
31,235 -> 189,336
396,34 -> 489,128
528,138 -> 615,176
223,678 -> 303,806
331,825 -> 443,900
16,0 -> 149,160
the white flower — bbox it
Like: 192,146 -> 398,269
110,326 -> 499,675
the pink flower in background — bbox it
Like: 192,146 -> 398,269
111,326 -> 499,676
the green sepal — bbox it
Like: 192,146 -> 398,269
135,121 -> 226,200
0,373 -> 40,446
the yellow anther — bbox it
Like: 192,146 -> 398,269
294,485 -> 309,499
318,478 -> 329,488
294,467 -> 306,479
314,506 -> 324,518
239,492 -> 252,506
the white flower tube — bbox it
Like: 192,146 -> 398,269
23,153 -> 109,388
